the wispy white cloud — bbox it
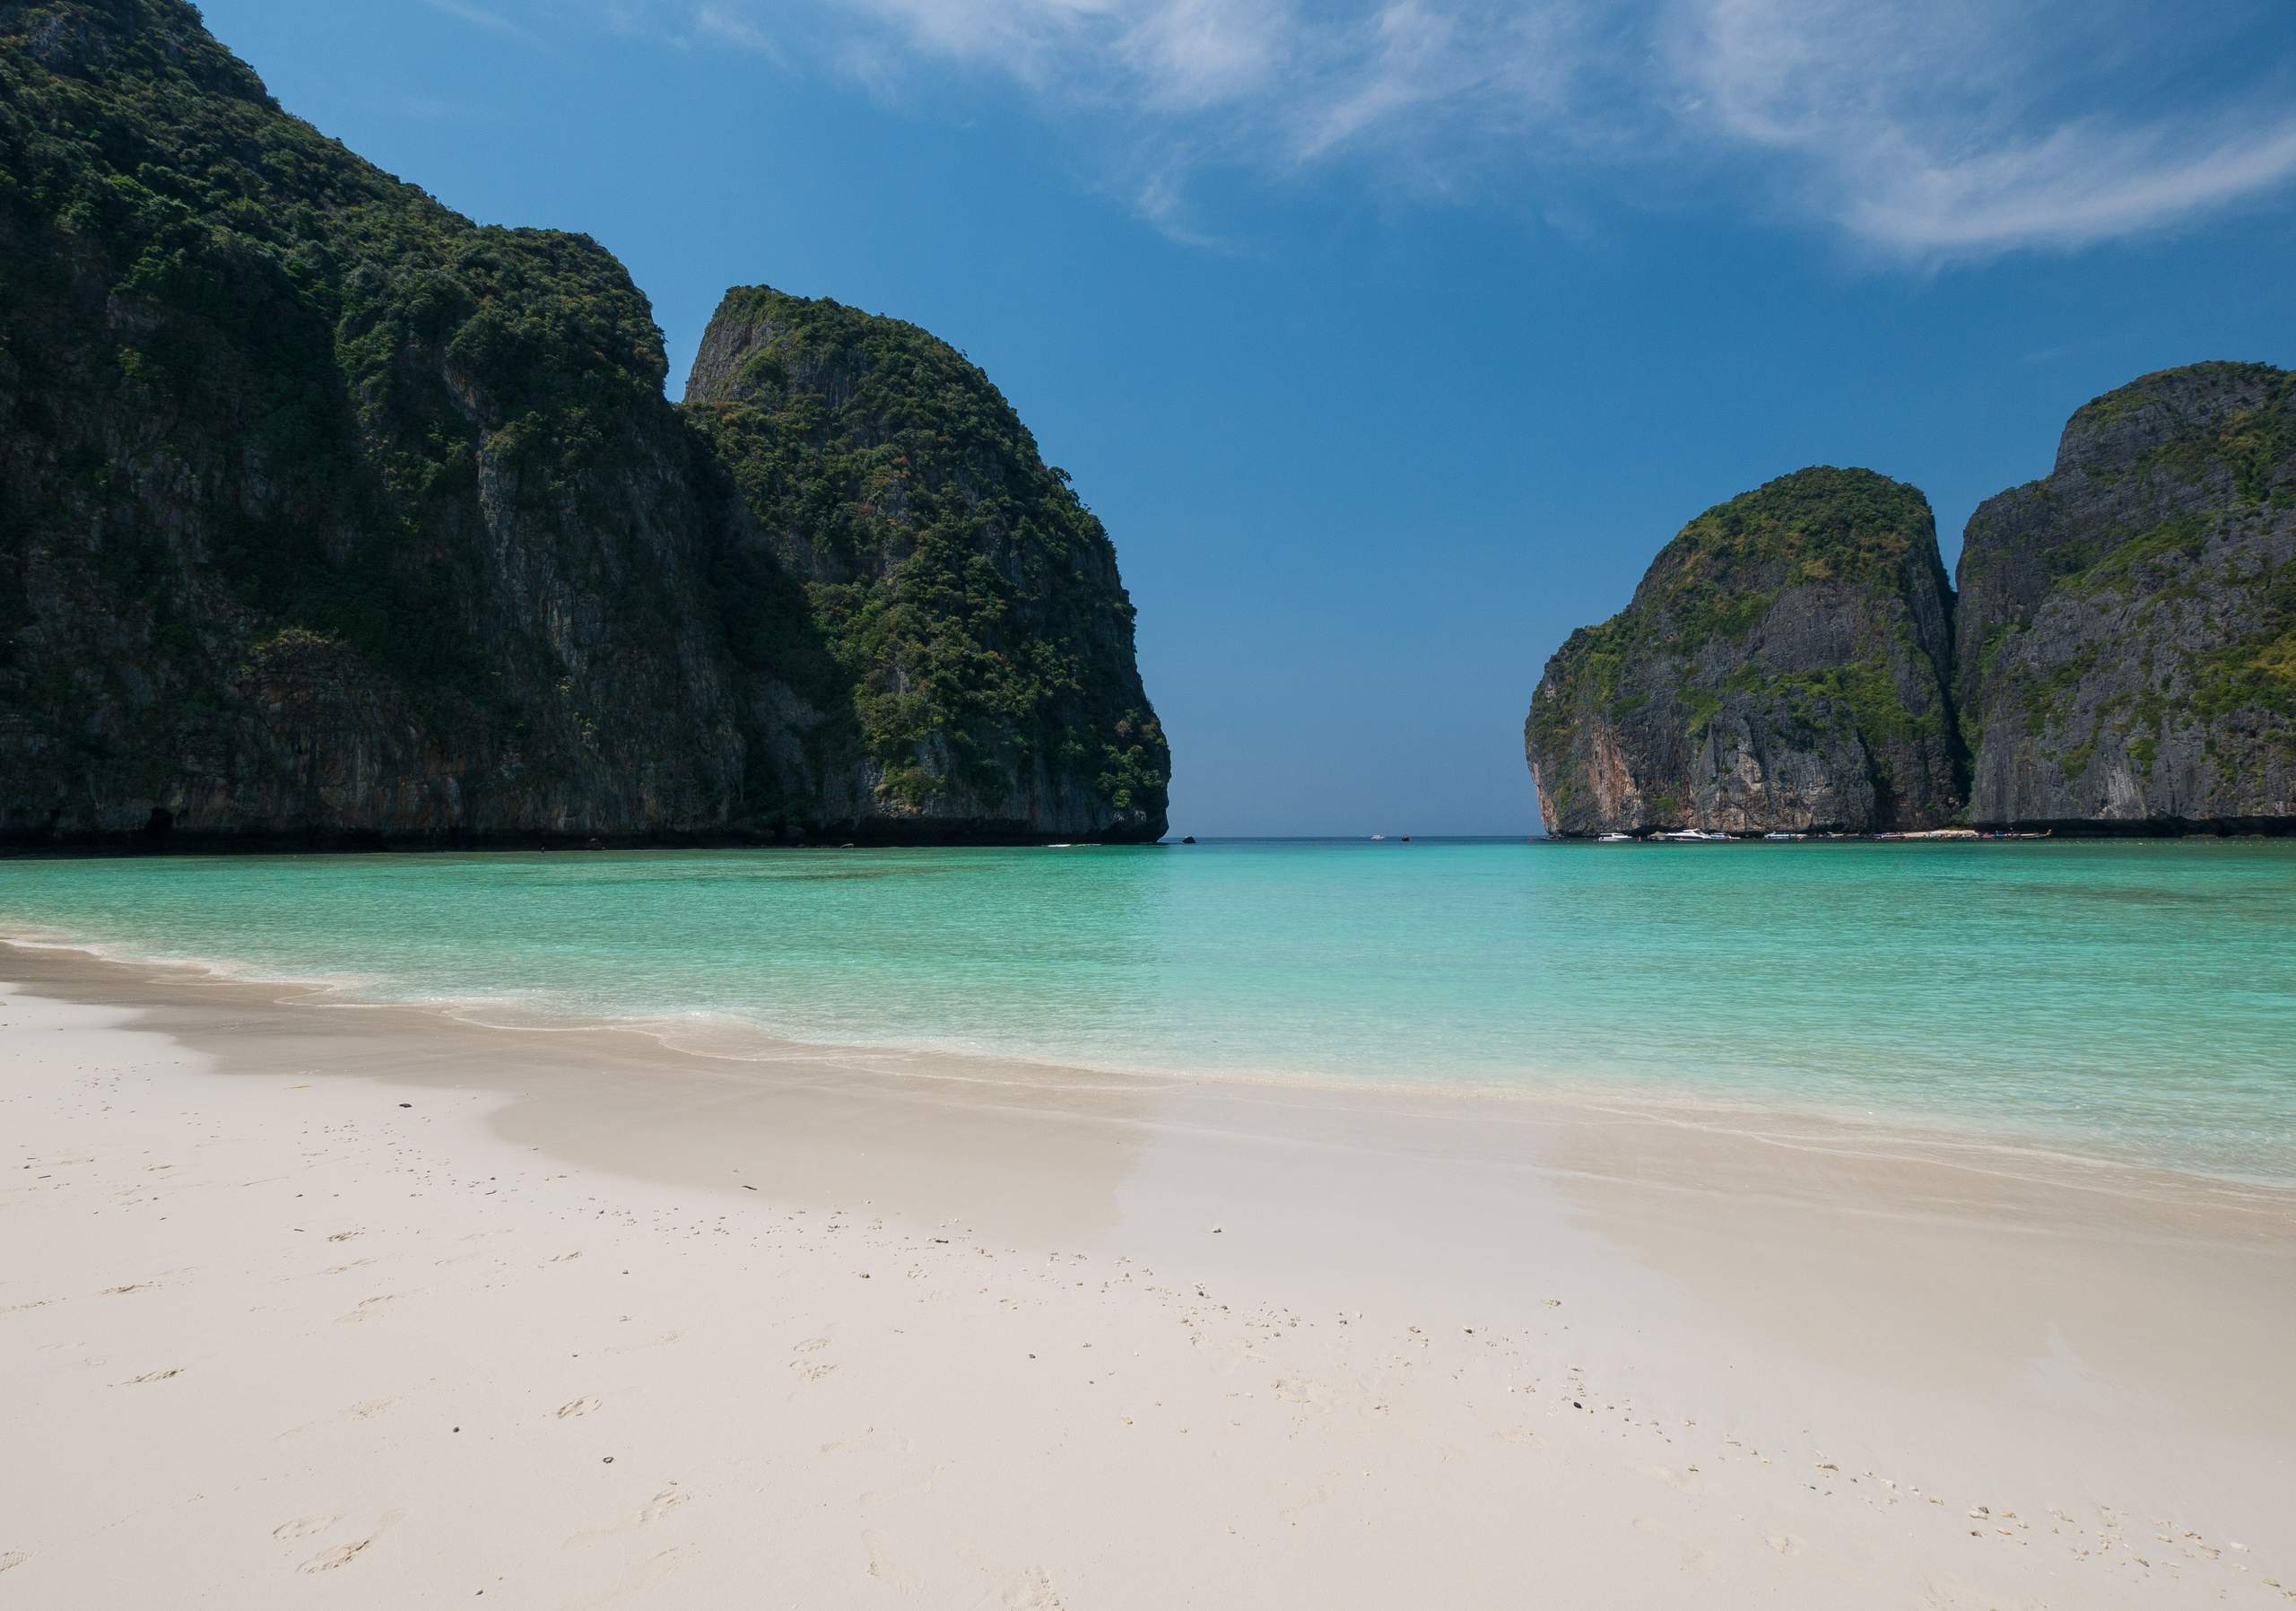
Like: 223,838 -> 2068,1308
1668,0 -> 2296,258
690,4 -> 784,61
545,0 -> 2296,259
421,0 -> 548,49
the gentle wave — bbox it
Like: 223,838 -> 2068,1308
4,839 -> 2293,1185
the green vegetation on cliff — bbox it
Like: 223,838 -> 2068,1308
2074,366 -> 2296,725
1956,362 -> 2295,826
685,287 -> 1168,825
1528,469 -> 1959,835
1,1 -> 679,684
0,0 -> 1168,844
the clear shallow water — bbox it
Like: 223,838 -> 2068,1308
4,839 -> 2294,1183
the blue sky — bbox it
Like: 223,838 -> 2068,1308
199,0 -> 2296,835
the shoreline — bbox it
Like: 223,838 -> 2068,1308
5,927 -> 2292,1200
0,823 -> 1172,857
4,944 -> 2293,1605
11,816 -> 2296,859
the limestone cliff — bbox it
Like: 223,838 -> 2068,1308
1526,468 -> 1963,835
1955,363 -> 2294,830
0,0 -> 1167,847
683,288 -> 1168,842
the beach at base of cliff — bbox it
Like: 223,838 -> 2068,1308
3,941 -> 2292,1609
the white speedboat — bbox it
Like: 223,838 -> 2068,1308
1658,829 -> 1733,841
1762,832 -> 1807,841
1596,832 -> 1633,842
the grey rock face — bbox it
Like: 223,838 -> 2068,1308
1955,363 -> 2295,830
1526,468 -> 1964,836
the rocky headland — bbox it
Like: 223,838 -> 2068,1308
684,287 -> 1167,843
1526,468 -> 1963,836
1526,366 -> 2294,838
1956,363 -> 2293,831
0,0 -> 1165,849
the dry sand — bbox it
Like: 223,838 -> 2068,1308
3,940 -> 2292,1607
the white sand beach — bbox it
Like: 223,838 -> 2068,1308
3,941 -> 2292,1608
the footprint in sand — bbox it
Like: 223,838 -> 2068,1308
346,1398 -> 395,1420
818,1427 -> 915,1459
556,1396 -> 602,1419
1765,1534 -> 1800,1556
124,1367 -> 184,1385
565,1545 -> 697,1608
1001,1566 -> 1067,1608
326,1231 -> 361,1243
300,1539 -> 372,1572
637,1486 -> 689,1526
790,1337 -> 838,1380
293,1510 -> 400,1572
568,1485 -> 691,1546
862,1531 -> 918,1592
0,1551 -> 26,1574
604,1329 -> 683,1356
335,1294 -> 398,1324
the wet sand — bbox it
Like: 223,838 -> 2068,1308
3,940 -> 2292,1607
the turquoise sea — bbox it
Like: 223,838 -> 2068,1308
4,840 -> 2294,1184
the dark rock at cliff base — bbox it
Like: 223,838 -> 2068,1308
683,288 -> 1168,843
0,1 -> 1166,849
1955,363 -> 2295,831
1526,467 -> 1963,837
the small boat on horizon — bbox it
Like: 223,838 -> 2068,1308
1762,832 -> 1807,841
1656,829 -> 1734,842
1597,832 -> 1634,842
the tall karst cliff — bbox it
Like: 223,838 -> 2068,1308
1955,363 -> 2294,830
1526,468 -> 1964,836
0,0 -> 752,842
684,288 -> 1167,842
1527,370 -> 2295,838
0,0 -> 1166,847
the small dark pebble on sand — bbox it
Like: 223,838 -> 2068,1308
397,1102 -> 412,1109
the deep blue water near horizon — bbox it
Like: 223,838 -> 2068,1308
4,839 -> 2293,1184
